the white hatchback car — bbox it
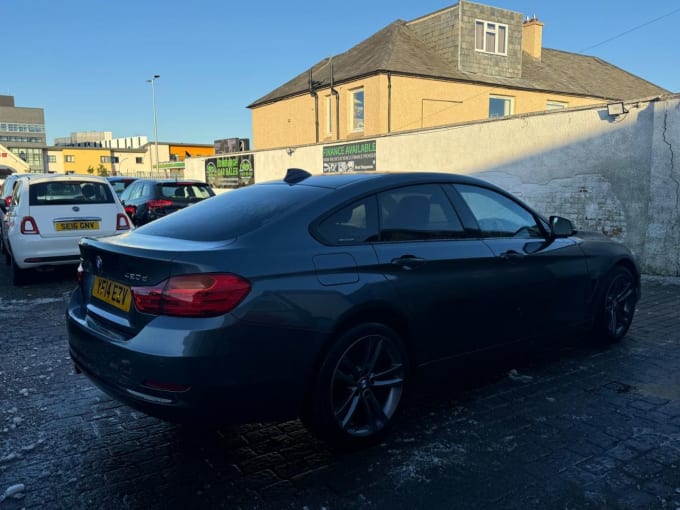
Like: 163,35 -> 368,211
3,174 -> 132,285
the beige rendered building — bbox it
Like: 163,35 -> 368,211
248,1 -> 668,151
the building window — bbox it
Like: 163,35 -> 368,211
135,157 -> 143,164
100,156 -> 112,163
48,155 -> 56,163
489,95 -> 513,117
350,88 -> 364,132
325,95 -> 332,136
64,155 -> 75,163
475,20 -> 507,55
546,100 -> 568,110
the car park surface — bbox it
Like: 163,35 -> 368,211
118,178 -> 215,226
67,170 -> 640,449
2,263 -> 680,509
3,174 -> 131,285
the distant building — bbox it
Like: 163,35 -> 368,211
0,95 -> 47,172
54,131 -> 149,150
248,1 -> 669,150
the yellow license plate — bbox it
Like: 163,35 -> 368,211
55,220 -> 100,231
92,276 -> 132,312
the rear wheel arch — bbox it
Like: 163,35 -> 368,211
322,303 -> 415,375
300,304 -> 414,448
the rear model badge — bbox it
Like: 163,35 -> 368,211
95,256 -> 103,275
72,206 -> 80,212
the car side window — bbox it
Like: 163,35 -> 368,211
315,196 -> 379,245
378,184 -> 464,241
455,184 -> 542,238
11,181 -> 23,207
142,183 -> 154,198
119,183 -> 137,202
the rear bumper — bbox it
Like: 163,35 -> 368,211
66,289 -> 325,425
11,232 -> 120,269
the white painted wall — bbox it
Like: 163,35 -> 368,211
186,94 -> 680,275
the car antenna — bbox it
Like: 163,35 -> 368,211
284,168 -> 311,185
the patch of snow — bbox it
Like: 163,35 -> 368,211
508,369 -> 533,383
0,296 -> 66,311
1,483 -> 26,501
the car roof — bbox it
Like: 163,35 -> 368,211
269,170 -> 500,191
106,176 -> 137,181
18,174 -> 109,185
133,178 -> 209,184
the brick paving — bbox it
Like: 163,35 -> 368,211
1,266 -> 679,510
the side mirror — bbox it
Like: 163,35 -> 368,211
549,216 -> 575,238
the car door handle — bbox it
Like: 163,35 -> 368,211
391,255 -> 426,270
499,250 -> 525,261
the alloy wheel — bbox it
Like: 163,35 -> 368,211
604,272 -> 636,340
330,333 -> 405,437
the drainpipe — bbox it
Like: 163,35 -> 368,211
388,73 -> 392,133
309,69 -> 319,143
330,56 -> 340,140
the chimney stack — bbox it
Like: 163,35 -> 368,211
522,16 -> 544,60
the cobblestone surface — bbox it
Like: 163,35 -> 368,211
1,266 -> 679,510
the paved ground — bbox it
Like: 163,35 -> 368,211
0,265 -> 679,510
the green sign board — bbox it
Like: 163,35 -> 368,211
323,140 -> 376,172
205,155 -> 254,189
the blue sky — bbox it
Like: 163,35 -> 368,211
4,1 -> 679,146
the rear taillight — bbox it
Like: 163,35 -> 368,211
20,216 -> 39,234
147,199 -> 173,209
131,273 -> 251,317
116,213 -> 131,231
4,196 -> 10,208
124,205 -> 135,216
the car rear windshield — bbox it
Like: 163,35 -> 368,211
138,183 -> 326,241
29,181 -> 114,205
159,182 -> 214,200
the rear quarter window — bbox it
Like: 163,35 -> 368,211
29,181 -> 114,205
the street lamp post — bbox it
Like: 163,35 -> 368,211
146,74 -> 160,174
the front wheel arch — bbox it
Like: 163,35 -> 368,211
593,264 -> 638,343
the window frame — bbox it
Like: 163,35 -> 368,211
325,94 -> 333,136
489,95 -> 514,118
475,19 -> 508,56
349,87 -> 365,132
546,100 -> 568,110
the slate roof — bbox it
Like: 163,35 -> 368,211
248,20 -> 668,108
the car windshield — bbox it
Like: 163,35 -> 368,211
29,181 -> 114,205
138,183 -> 326,241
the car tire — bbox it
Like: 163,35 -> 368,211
593,266 -> 637,343
11,256 -> 29,286
302,323 -> 408,449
